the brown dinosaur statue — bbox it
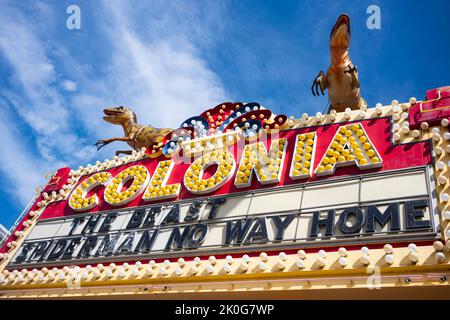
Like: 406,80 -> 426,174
311,14 -> 366,112
94,106 -> 173,156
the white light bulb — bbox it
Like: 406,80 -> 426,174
338,247 -> 347,257
223,264 -> 231,273
420,122 -> 429,130
206,264 -> 214,274
318,250 -> 326,258
208,256 -> 217,265
175,267 -> 183,276
444,211 -> 450,221
239,262 -> 249,272
435,252 -> 445,263
338,257 -> 347,267
159,267 -> 168,276
438,176 -> 448,185
360,254 -> 370,266
259,252 -> 268,262
409,252 -> 419,263
385,254 -> 394,265
433,241 -> 444,252
375,106 -> 383,115
408,243 -> 417,252
296,259 -> 305,269
383,244 -> 393,254
258,262 -> 267,271
297,250 -> 306,259
432,133 -> 441,142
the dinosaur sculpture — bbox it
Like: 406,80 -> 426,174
94,106 -> 173,156
311,14 -> 366,112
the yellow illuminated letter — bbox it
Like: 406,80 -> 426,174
184,150 -> 236,195
234,138 -> 287,188
143,160 -> 181,201
315,123 -> 382,176
104,165 -> 150,206
69,172 -> 112,211
290,132 -> 316,179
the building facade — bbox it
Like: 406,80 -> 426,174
0,86 -> 449,299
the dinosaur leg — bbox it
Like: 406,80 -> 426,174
94,137 -> 132,151
115,150 -> 133,156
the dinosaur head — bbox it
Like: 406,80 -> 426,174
330,14 -> 350,50
103,106 -> 137,125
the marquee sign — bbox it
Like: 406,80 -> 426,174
1,99 -> 437,267
1,89 -> 449,298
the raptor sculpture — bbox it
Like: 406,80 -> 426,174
311,14 -> 366,112
94,106 -> 173,156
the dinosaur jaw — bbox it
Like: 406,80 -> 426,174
103,108 -> 125,124
330,14 -> 350,49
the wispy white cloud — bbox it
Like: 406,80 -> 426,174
0,4 -> 94,166
71,1 -> 227,136
62,80 -> 78,92
0,107 -> 47,206
0,0 -> 230,214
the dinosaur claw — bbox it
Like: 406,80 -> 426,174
315,81 -> 321,97
312,71 -> 326,97
94,139 -> 110,151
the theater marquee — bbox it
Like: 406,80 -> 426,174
1,87 -> 450,298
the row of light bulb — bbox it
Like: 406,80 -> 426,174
70,148 -> 148,180
293,98 -> 416,128
182,132 -> 238,156
426,124 -> 450,218
2,242 -> 448,286
0,205 -> 43,261
428,123 -> 450,242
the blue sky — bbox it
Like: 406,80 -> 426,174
0,0 -> 449,229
